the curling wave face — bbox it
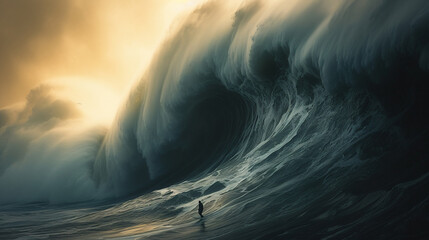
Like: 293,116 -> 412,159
1,0 -> 429,238
93,0 -> 429,198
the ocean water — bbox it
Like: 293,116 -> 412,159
1,0 -> 429,239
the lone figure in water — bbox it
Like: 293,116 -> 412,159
198,200 -> 204,217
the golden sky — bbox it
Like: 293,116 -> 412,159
0,0 -> 202,124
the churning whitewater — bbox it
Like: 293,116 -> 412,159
1,0 -> 429,239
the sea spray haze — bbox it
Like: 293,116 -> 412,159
1,0 -> 428,239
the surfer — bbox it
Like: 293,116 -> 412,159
198,201 -> 204,217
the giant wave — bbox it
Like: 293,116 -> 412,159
1,0 -> 428,239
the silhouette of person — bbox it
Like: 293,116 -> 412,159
198,201 -> 204,217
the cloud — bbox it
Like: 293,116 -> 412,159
0,84 -> 107,203
0,0 -> 76,106
0,0 -> 188,108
